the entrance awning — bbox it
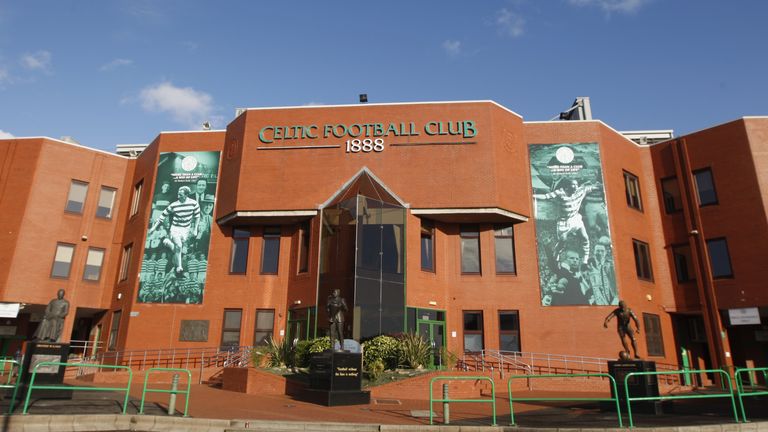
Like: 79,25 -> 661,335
217,210 -> 318,226
410,207 -> 529,224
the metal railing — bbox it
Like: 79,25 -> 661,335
507,373 -> 623,427
0,359 -> 21,414
734,366 -> 768,422
139,368 -> 192,417
429,376 -> 496,426
80,345 -> 254,373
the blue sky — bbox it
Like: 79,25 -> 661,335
0,0 -> 766,151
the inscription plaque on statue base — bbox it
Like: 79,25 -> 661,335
301,350 -> 370,406
603,360 -> 664,414
18,342 -> 72,400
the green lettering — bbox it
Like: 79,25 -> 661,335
348,124 -> 362,137
323,124 -> 333,138
463,120 -> 477,138
305,125 -> 318,139
259,126 -> 274,143
425,121 -> 438,135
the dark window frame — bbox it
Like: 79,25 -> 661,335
498,310 -> 521,352
253,309 -> 275,346
129,180 -> 143,218
50,242 -> 76,279
460,224 -> 481,275
493,224 -> 516,275
108,310 -> 122,351
632,239 -> 654,281
623,171 -> 643,212
297,221 -> 310,274
221,308 -> 243,348
671,243 -> 695,283
706,237 -> 734,279
421,219 -> 435,272
83,247 -> 106,282
229,227 -> 250,274
260,226 -> 281,275
462,310 -> 484,352
660,176 -> 683,214
693,168 -> 719,207
118,243 -> 133,282
642,313 -> 665,357
65,180 -> 89,214
96,186 -> 117,219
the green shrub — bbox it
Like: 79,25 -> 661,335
397,333 -> 431,369
250,346 -> 269,367
440,347 -> 458,370
307,336 -> 331,354
264,337 -> 293,368
362,335 -> 400,370
293,339 -> 312,368
367,358 -> 386,382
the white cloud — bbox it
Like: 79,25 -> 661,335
100,58 -> 133,71
0,66 -> 9,84
442,40 -> 462,57
138,82 -> 215,128
496,8 -> 525,38
20,50 -> 52,72
0,130 -> 14,139
567,0 -> 648,13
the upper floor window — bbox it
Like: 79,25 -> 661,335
96,187 -> 117,219
298,222 -> 310,274
661,177 -> 682,213
108,310 -> 122,350
460,224 -> 481,274
706,238 -> 733,278
632,239 -> 653,281
672,244 -> 695,283
65,180 -> 88,214
51,243 -> 75,278
693,168 -> 718,206
83,247 -> 105,281
130,180 -> 143,217
623,171 -> 643,211
421,219 -> 435,272
118,243 -> 133,282
494,225 -> 516,274
230,227 -> 250,274
261,226 -> 281,274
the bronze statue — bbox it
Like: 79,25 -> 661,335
326,289 -> 347,351
603,300 -> 641,359
33,289 -> 70,342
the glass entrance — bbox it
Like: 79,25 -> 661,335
418,321 -> 445,369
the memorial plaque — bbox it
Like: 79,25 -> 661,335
19,342 -> 72,399
179,320 -> 209,342
304,351 -> 370,406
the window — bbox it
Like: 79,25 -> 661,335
261,226 -> 280,274
498,310 -> 520,352
83,248 -> 105,281
221,309 -> 243,348
253,309 -> 275,346
706,238 -> 733,278
463,311 -> 484,352
230,227 -> 250,274
108,310 -> 122,350
643,313 -> 665,357
118,243 -> 133,282
96,187 -> 117,219
51,243 -> 75,278
421,219 -> 435,272
298,222 -> 310,273
693,168 -> 718,206
460,224 -> 481,274
623,171 -> 643,211
494,225 -> 516,274
661,177 -> 682,213
129,180 -> 143,217
672,244 -> 695,283
632,239 -> 653,281
65,180 -> 88,214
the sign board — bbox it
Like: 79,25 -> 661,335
728,307 -> 761,325
0,303 -> 21,318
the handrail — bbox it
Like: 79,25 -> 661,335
623,369 -> 740,428
22,362 -> 133,415
83,345 -> 256,372
0,359 -> 21,414
734,366 -> 768,422
507,373 -> 622,427
139,368 -> 192,417
428,376 -> 496,426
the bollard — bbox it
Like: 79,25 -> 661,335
443,383 -> 450,425
168,373 -> 179,415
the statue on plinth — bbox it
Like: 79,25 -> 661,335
33,289 -> 70,343
604,300 -> 641,359
326,289 -> 348,351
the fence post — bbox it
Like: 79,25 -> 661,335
443,383 -> 450,425
168,373 -> 179,415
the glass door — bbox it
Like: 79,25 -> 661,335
418,320 -> 446,369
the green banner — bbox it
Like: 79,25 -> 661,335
138,151 -> 220,304
529,143 -> 617,306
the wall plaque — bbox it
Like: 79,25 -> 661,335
179,320 -> 209,342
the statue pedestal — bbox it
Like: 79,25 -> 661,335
18,342 -> 72,400
606,360 -> 662,413
302,351 -> 370,406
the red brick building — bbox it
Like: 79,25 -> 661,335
0,101 -> 765,374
